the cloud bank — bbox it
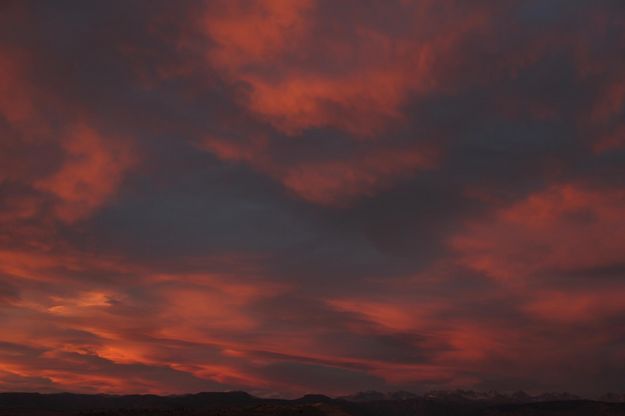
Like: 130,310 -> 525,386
1,0 -> 625,397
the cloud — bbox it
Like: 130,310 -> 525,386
35,124 -> 135,223
201,135 -> 438,205
199,0 -> 497,137
452,183 -> 625,281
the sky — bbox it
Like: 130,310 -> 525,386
1,0 -> 625,398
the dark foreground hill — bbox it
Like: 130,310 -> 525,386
2,391 -> 625,416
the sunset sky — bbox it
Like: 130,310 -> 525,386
1,0 -> 625,398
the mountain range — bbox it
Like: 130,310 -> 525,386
2,390 -> 625,415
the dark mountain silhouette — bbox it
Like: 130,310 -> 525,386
602,393 -> 625,403
340,389 -> 584,404
1,391 -> 625,415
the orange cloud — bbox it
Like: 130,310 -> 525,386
279,146 -> 437,205
327,298 -> 431,332
0,262 -> 291,393
0,45 -> 135,226
203,0 -> 313,70
35,124 -> 135,223
453,183 -> 625,280
594,124 -> 625,153
0,48 -> 34,126
47,291 -> 120,316
0,249 -> 66,282
523,289 -> 625,324
202,135 -> 437,205
201,0 -> 493,136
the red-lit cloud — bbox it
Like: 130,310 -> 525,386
453,183 -> 625,281
201,135 -> 438,205
199,0 -> 496,137
35,124 -> 135,223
